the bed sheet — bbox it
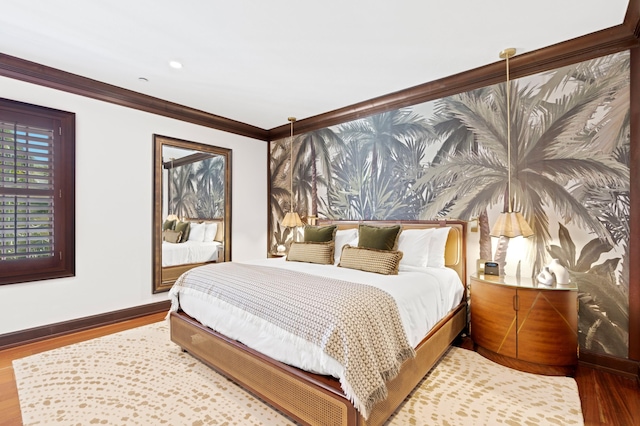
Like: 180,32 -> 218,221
162,240 -> 221,267
173,257 -> 464,378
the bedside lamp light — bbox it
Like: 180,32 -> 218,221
490,211 -> 533,238
490,48 -> 533,239
282,211 -> 303,227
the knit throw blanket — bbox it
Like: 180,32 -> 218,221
169,262 -> 415,419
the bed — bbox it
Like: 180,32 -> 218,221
169,220 -> 467,426
162,240 -> 223,267
161,218 -> 224,286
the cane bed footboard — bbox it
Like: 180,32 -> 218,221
170,301 -> 466,426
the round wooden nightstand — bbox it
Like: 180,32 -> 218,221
470,273 -> 578,376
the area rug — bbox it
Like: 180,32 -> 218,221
14,321 -> 583,425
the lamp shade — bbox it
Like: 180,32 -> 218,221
490,211 -> 533,238
282,211 -> 303,228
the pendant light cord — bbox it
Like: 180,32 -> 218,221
288,117 -> 296,214
502,49 -> 515,213
506,53 -> 512,213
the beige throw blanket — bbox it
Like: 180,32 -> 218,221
169,262 -> 415,419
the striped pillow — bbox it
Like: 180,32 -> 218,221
286,241 -> 335,265
338,245 -> 403,275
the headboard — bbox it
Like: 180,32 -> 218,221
317,220 -> 467,287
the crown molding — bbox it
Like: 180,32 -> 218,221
0,53 -> 270,141
269,22 -> 640,140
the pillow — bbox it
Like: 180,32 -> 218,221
426,227 -> 451,268
286,241 -> 335,265
304,225 -> 338,242
188,222 -> 206,242
174,221 -> 191,243
162,219 -> 176,231
338,245 -> 403,275
357,224 -> 402,251
162,229 -> 182,244
397,229 -> 433,268
333,228 -> 358,264
204,222 -> 218,242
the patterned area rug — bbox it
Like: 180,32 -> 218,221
14,321 -> 583,425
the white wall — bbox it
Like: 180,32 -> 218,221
0,76 -> 268,334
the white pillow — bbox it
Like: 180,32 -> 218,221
188,222 -> 206,242
334,228 -> 358,264
397,229 -> 433,268
204,222 -> 218,242
426,227 -> 451,268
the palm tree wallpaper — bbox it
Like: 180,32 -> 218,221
168,155 -> 226,220
269,51 -> 630,358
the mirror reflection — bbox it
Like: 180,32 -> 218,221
153,135 -> 231,293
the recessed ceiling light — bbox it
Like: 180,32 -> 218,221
169,60 -> 183,69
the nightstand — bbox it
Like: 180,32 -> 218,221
469,273 -> 578,376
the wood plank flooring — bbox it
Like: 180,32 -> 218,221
0,313 -> 638,426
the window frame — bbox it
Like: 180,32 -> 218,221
0,98 -> 75,285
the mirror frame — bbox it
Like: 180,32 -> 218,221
152,134 -> 232,293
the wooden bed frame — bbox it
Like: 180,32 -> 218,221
170,220 -> 467,426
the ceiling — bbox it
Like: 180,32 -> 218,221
0,0 -> 630,131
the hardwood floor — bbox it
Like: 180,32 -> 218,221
575,366 -> 640,425
0,314 -> 638,426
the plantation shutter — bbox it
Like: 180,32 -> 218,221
0,119 -> 56,261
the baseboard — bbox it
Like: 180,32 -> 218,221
579,350 -> 640,381
0,300 -> 171,351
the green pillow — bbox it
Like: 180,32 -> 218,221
357,224 -> 402,251
304,225 -> 337,242
162,219 -> 176,231
174,221 -> 191,243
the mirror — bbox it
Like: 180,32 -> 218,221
153,134 -> 232,293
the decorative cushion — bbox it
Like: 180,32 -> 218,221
174,221 -> 191,243
304,225 -> 338,242
338,245 -> 403,275
286,241 -> 335,265
204,222 -> 218,242
357,224 -> 402,251
162,219 -> 176,231
188,222 -> 206,242
397,228 -> 433,268
333,228 -> 359,264
427,227 -> 451,268
162,229 -> 182,244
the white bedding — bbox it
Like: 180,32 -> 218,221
172,257 -> 464,378
162,240 -> 222,267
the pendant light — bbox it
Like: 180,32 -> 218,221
490,48 -> 533,238
281,117 -> 303,228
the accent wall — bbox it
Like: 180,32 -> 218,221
269,51 -> 631,358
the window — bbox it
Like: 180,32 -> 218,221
0,98 -> 75,285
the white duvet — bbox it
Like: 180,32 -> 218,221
162,240 -> 222,267
172,257 -> 464,378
